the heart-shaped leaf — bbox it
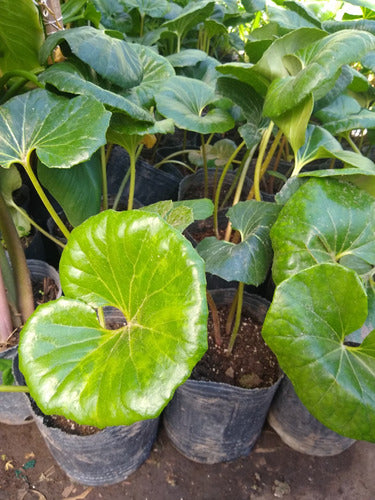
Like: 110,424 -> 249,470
39,26 -> 143,89
271,177 -> 375,284
0,89 -> 111,169
197,200 -> 281,285
262,263 -> 375,441
125,0 -> 169,18
162,1 -> 215,42
155,76 -> 234,134
19,210 -> 207,427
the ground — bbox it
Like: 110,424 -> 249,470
0,421 -> 374,499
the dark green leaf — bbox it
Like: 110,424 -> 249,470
197,200 -> 281,285
37,153 -> 102,227
271,177 -> 375,284
0,89 -> 111,169
262,263 -> 375,441
39,26 -> 143,89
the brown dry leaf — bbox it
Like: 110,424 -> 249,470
5,460 -> 14,470
64,487 -> 93,500
24,452 -> 35,460
18,489 -> 47,500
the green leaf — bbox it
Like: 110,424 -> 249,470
263,30 -> 375,119
196,200 -> 282,285
39,62 -> 154,124
216,62 -> 269,97
155,76 -> 234,134
271,177 -> 375,284
19,210 -> 208,427
347,283 -> 375,344
0,0 -> 44,74
274,94 -> 314,153
162,1 -> 215,41
173,198 -> 214,220
314,95 -> 375,135
267,4 -> 321,30
37,153 -> 102,228
125,44 -> 175,107
39,26 -> 143,90
0,359 -> 14,386
0,165 -> 30,236
262,263 -> 375,441
125,0 -> 169,18
0,89 -> 111,169
166,49 -> 209,67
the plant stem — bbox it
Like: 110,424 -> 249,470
23,156 -> 70,240
200,134 -> 209,198
127,148 -> 137,211
0,385 -> 29,392
0,265 -> 13,342
206,291 -> 222,346
13,205 -> 65,249
227,282 -> 244,355
345,132 -> 361,154
224,145 -> 256,242
140,13 -> 145,37
225,288 -> 238,337
0,192 -> 34,325
213,141 -> 245,238
97,307 -> 105,328
101,146 -> 108,211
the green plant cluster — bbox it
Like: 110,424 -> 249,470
0,0 -> 374,441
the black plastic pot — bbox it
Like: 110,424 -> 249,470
267,376 -> 355,456
178,168 -> 253,206
0,346 -> 32,425
0,260 -> 61,425
107,145 -> 181,205
163,289 -> 282,464
13,308 -> 159,486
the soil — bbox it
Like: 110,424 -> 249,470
192,304 -> 280,388
0,421 -> 374,499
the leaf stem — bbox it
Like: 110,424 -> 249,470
0,385 -> 29,393
227,282 -> 244,355
23,156 -> 70,240
206,291 -> 222,346
101,146 -> 108,211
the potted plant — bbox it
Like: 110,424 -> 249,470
163,198 -> 283,463
5,205 -> 208,485
261,174 -> 375,448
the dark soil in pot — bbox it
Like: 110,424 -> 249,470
191,300 -> 280,389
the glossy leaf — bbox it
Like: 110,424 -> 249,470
37,154 -> 102,228
39,26 -> 143,89
275,94 -> 314,153
197,201 -> 281,285
0,0 -> 44,74
0,89 -> 111,169
262,263 -> 375,441
347,283 -> 375,344
267,4 -> 321,29
39,62 -> 154,124
125,44 -> 175,107
155,76 -> 234,134
19,210 -> 208,427
271,177 -> 375,284
216,62 -> 269,96
264,30 -> 375,119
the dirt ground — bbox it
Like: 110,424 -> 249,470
0,419 -> 374,500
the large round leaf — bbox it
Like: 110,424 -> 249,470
155,76 -> 234,134
262,263 -> 375,441
19,210 -> 207,427
0,89 -> 111,169
271,177 -> 375,284
197,201 -> 281,285
39,26 -> 143,90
